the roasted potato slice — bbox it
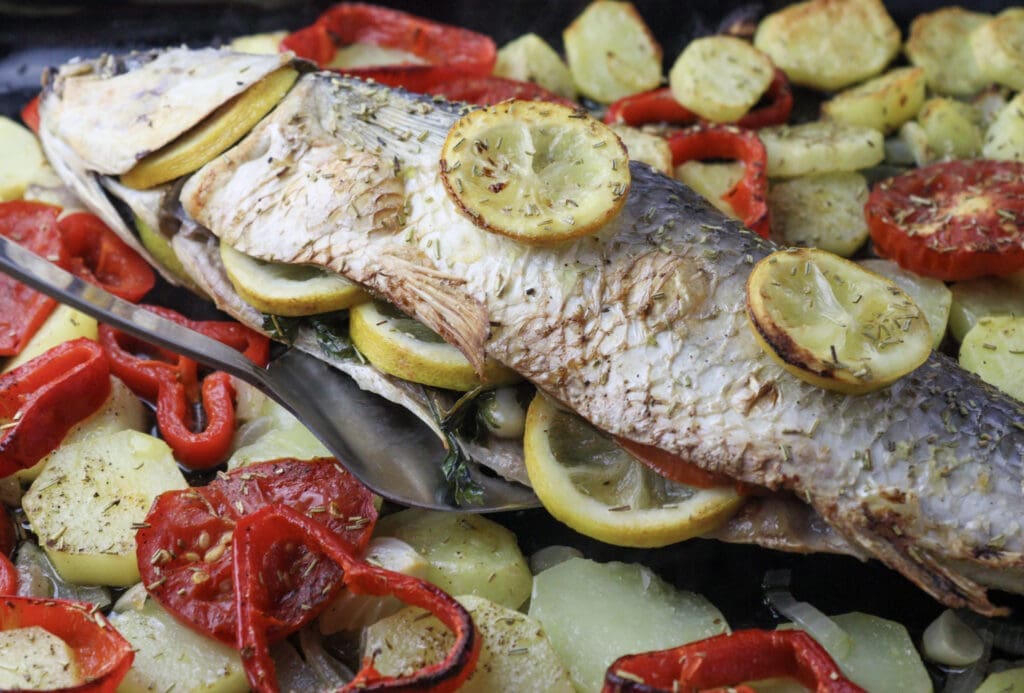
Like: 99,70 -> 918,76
668,36 -> 774,123
971,8 -> 1024,92
905,7 -> 991,97
960,316 -> 1024,402
753,0 -> 900,92
917,98 -> 984,161
759,120 -> 884,178
611,124 -> 672,175
0,116 -> 47,202
983,91 -> 1024,161
768,172 -> 870,257
822,67 -> 926,134
674,161 -> 744,219
563,1 -> 662,103
495,33 -> 576,99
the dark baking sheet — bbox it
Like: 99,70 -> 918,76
1,0 -> 1020,681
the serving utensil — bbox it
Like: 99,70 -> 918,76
0,235 -> 539,512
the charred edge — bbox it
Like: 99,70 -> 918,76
747,305 -> 834,378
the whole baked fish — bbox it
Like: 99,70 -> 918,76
39,48 -> 1024,615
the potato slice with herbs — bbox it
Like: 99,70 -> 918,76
768,172 -> 870,257
753,0 -> 900,92
228,31 -> 287,55
21,430 -> 188,586
611,124 -> 672,175
220,242 -> 367,317
959,316 -> 1024,402
440,99 -> 630,245
668,36 -> 774,123
0,116 -> 47,202
759,121 -> 884,178
915,98 -> 984,162
495,33 -> 576,100
983,91 -> 1024,162
746,248 -> 931,394
822,67 -> 926,134
905,7 -> 991,97
675,161 -> 745,219
0,627 -> 80,690
121,67 -> 298,189
3,304 -> 98,373
563,0 -> 661,103
971,8 -> 1024,92
949,276 -> 1024,343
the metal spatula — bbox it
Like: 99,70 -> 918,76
0,235 -> 538,512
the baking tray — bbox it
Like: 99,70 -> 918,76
0,0 -> 1020,677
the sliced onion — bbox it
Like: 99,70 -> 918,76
529,545 -> 583,575
272,639 -> 321,693
763,569 -> 852,658
299,625 -> 355,689
957,610 -> 1024,658
14,541 -> 111,608
923,610 -> 984,666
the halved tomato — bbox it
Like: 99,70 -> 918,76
865,160 -> 1024,281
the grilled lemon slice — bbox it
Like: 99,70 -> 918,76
523,394 -> 743,548
440,99 -> 630,245
121,66 -> 298,189
219,243 -> 367,317
349,301 -> 519,392
747,248 -> 931,394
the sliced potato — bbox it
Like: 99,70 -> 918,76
440,99 -> 630,244
227,395 -> 330,469
977,668 -> 1024,692
0,116 -> 47,202
905,7 -> 991,97
328,43 -> 425,70
983,91 -> 1024,162
3,304 -> 98,373
668,36 -> 774,123
948,277 -> 1024,342
227,31 -> 287,55
822,67 -> 926,134
220,242 -> 367,317
971,8 -> 1024,92
21,430 -> 188,586
0,626 -> 80,690
121,67 -> 299,189
859,259 -> 952,348
563,0 -> 662,103
747,248 -> 932,394
611,124 -> 672,175
960,316 -> 1024,402
364,595 -> 573,693
768,172 -> 869,257
495,33 -> 576,100
375,509 -> 533,610
916,98 -> 984,162
528,557 -> 728,692
753,0 -> 900,92
111,588 -> 248,693
759,121 -> 884,178
350,300 -> 520,391
674,161 -> 745,219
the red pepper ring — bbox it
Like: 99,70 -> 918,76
603,69 -> 792,131
603,629 -> 864,693
282,3 -> 496,94
233,505 -> 481,693
0,596 -> 134,693
667,125 -> 771,239
0,553 -> 17,595
155,371 -> 236,469
0,338 -> 111,478
21,94 -> 41,134
58,212 -> 156,303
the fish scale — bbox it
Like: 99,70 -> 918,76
40,50 -> 1024,615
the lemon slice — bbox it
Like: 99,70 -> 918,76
440,99 -> 630,245
121,66 -> 298,189
746,248 -> 932,394
523,395 -> 743,548
349,301 -> 520,392
219,243 -> 367,317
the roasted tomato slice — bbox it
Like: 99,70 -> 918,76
135,458 -> 377,646
865,160 -> 1024,281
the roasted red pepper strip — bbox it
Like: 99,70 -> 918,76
0,553 -> 16,595
603,629 -> 864,693
282,3 -> 496,93
0,201 -> 68,355
0,338 -> 110,478
667,125 -> 771,239
604,69 -> 793,130
99,305 -> 269,468
431,76 -> 575,106
136,458 -> 377,646
0,596 -> 134,692
58,212 -> 156,302
21,94 -> 41,134
233,504 -> 479,693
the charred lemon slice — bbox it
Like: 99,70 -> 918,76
746,248 -> 932,394
349,301 -> 520,392
523,394 -> 743,548
440,99 -> 630,245
121,67 -> 298,189
219,243 -> 367,317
